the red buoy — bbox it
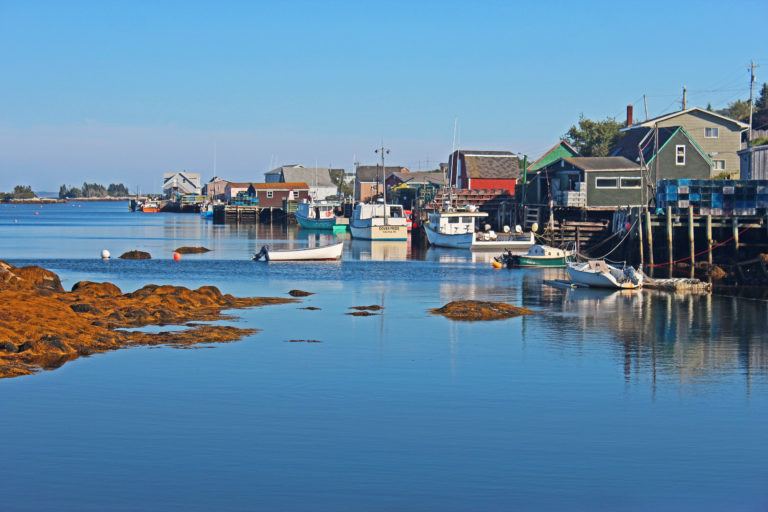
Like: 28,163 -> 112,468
173,252 -> 181,261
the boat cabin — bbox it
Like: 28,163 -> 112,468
353,203 -> 407,222
527,245 -> 567,258
427,211 -> 488,235
297,201 -> 336,220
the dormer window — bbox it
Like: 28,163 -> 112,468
705,127 -> 719,138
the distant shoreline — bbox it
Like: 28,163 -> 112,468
1,197 -> 133,204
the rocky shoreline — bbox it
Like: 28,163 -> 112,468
0,260 -> 296,378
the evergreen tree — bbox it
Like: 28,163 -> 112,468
563,115 -> 623,157
59,184 -> 69,199
756,82 -> 768,111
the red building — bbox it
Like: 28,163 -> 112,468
247,182 -> 310,207
447,150 -> 520,195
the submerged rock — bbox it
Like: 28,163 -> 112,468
174,246 -> 211,254
288,290 -> 314,297
119,250 -> 151,260
431,300 -> 534,321
349,305 -> 382,311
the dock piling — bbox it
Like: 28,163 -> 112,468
688,205 -> 695,277
706,215 -> 713,267
666,206 -> 673,276
645,208 -> 654,268
638,209 -> 644,267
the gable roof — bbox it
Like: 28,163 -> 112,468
561,156 -> 639,171
265,166 -> 335,187
390,171 -> 446,186
249,182 -> 309,190
529,141 -> 581,171
620,107 -> 749,131
452,150 -> 520,180
612,126 -> 713,166
356,165 -> 407,182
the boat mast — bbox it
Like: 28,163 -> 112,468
375,141 -> 390,220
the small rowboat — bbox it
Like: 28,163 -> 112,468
566,260 -> 643,289
252,241 -> 343,262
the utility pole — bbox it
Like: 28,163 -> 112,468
748,60 -> 760,146
682,85 -> 687,110
520,154 -> 528,207
643,94 -> 649,120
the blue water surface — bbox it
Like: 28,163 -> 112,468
1,202 -> 767,511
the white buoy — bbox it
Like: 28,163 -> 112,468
101,249 -> 111,259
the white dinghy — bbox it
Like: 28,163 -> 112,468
566,260 -> 643,289
252,242 -> 343,262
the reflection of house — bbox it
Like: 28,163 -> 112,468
163,172 -> 201,198
619,107 -> 748,177
264,165 -> 337,200
246,182 -> 310,208
447,150 -> 520,195
355,165 -> 409,202
203,177 -> 229,202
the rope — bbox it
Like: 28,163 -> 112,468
646,225 -> 754,268
581,218 -> 639,261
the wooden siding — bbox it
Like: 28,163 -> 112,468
655,110 -> 743,176
585,170 -> 642,207
255,189 -> 310,208
653,129 -> 712,180
467,178 -> 517,195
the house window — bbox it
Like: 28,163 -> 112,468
705,127 -> 719,138
595,178 -> 618,188
267,191 -> 273,198
676,145 -> 686,165
713,160 -> 726,170
620,177 -> 642,189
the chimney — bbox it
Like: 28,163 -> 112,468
626,105 -> 633,127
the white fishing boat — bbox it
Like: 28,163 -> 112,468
424,210 -> 488,249
252,241 -> 343,262
349,202 -> 408,241
424,209 -> 535,250
566,260 -> 643,289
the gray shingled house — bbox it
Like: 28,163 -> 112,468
264,165 -> 337,200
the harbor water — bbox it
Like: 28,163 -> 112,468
1,201 -> 767,511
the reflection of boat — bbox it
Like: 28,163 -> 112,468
252,241 -> 343,261
350,203 -> 408,241
349,239 -> 409,261
498,245 -> 574,268
295,201 -> 339,230
141,201 -> 160,213
567,260 -> 643,289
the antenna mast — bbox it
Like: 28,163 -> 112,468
748,60 -> 760,146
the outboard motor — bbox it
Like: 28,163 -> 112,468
252,245 -> 270,261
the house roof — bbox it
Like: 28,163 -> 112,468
620,107 -> 749,131
390,171 -> 446,186
265,165 -> 335,187
356,165 -> 407,182
226,182 -> 256,189
612,126 -> 713,166
561,156 -> 639,171
453,150 -> 520,180
250,182 -> 309,190
529,141 -> 581,171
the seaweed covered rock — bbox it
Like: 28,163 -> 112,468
431,300 -> 534,321
174,246 -> 211,254
119,250 -> 151,260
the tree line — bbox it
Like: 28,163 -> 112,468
563,83 -> 768,157
0,185 -> 37,201
59,183 -> 129,198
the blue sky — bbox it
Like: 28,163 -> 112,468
1,0 -> 766,192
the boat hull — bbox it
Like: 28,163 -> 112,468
349,223 -> 408,241
296,214 -> 336,230
424,224 -> 473,249
257,242 -> 344,261
566,263 -> 642,289
510,255 -> 570,268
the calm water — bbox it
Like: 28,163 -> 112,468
1,201 -> 767,511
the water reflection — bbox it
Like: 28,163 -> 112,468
348,239 -> 409,261
525,278 -> 768,384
